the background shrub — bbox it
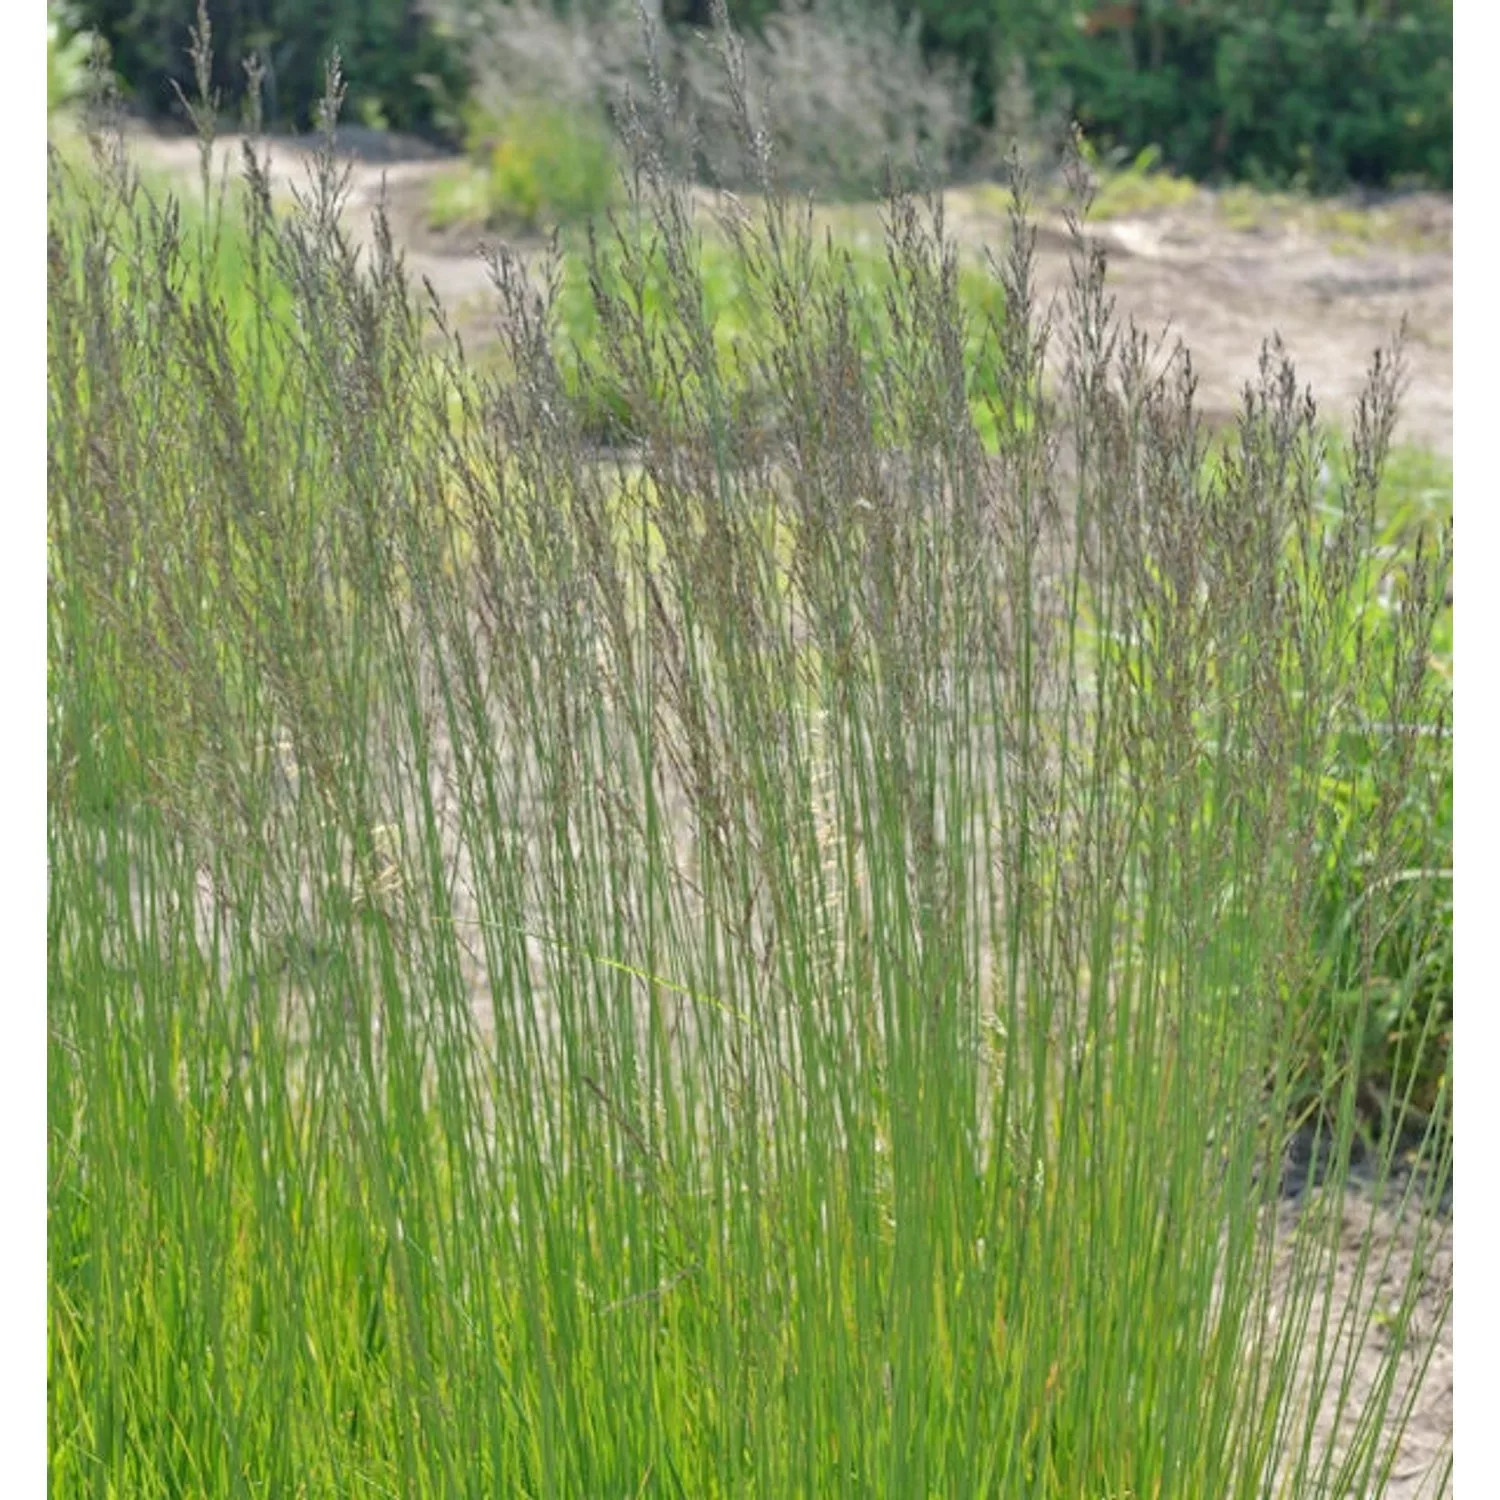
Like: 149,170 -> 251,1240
428,0 -> 976,200
72,0 -> 469,136
422,0 -> 646,228
976,0 -> 1451,190
1301,444 -> 1453,1130
470,101 -> 622,231
48,2 -> 103,118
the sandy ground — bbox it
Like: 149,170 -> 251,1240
1266,1180 -> 1453,1499
113,121 -> 1456,1497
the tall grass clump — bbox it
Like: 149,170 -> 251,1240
49,12 -> 1451,1498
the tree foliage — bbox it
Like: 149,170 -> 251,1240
75,0 -> 1451,188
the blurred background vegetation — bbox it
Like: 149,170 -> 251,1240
53,0 -> 1451,193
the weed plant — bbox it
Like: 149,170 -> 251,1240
49,16 -> 1452,1498
455,101 -> 622,234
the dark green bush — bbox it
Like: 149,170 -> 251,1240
690,0 -> 1453,190
660,0 -> 780,26
976,0 -> 1451,189
74,0 -> 469,137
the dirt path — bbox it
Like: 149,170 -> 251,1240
120,121 -> 1455,1497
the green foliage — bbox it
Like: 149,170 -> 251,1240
1073,140 -> 1199,218
49,3 -> 117,122
48,3 -> 100,118
467,102 -> 622,232
73,0 -> 469,136
1183,427 -> 1453,1134
708,0 -> 1453,190
426,99 -> 624,239
425,161 -> 491,231
72,1 -> 1454,191
1304,446 -> 1452,1127
979,0 -> 1451,190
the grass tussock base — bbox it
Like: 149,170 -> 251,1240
49,17 -> 1452,1499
